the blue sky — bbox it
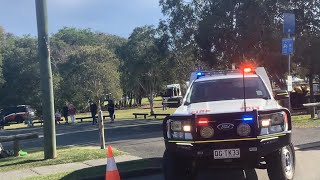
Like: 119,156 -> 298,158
0,0 -> 164,38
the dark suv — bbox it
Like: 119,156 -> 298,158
0,105 -> 36,124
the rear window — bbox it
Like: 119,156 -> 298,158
15,106 -> 27,112
2,106 -> 27,115
186,77 -> 271,104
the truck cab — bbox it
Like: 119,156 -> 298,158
162,67 -> 295,180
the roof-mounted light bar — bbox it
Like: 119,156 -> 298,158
194,68 -> 255,80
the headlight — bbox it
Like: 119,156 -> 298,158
261,119 -> 271,127
237,123 -> 251,137
271,113 -> 285,125
168,120 -> 193,140
183,125 -> 191,132
259,112 -> 287,135
171,121 -> 182,131
171,121 -> 192,132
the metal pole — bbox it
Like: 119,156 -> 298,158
243,71 -> 247,112
35,0 -> 57,159
288,34 -> 292,111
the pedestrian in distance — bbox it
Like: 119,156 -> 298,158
90,102 -> 98,125
162,97 -> 167,111
107,100 -> 115,123
68,103 -> 76,124
55,110 -> 62,124
62,103 -> 69,124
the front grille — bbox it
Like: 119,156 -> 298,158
195,112 -> 258,140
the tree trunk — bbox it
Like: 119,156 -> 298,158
97,99 -> 105,149
129,93 -> 133,107
149,91 -> 154,115
309,74 -> 315,119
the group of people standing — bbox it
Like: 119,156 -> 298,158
54,103 -> 77,124
55,100 -> 115,125
90,100 -> 115,125
60,103 -> 76,124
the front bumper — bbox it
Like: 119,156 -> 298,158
165,132 -> 291,168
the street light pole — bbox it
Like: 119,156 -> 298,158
288,34 -> 292,112
35,0 -> 57,159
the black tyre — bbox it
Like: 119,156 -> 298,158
163,150 -> 196,180
266,143 -> 295,180
15,116 -> 24,124
244,169 -> 258,180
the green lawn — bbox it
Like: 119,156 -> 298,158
141,96 -> 163,106
24,158 -> 161,180
4,107 -> 176,130
5,109 -> 320,129
0,146 -> 124,173
291,115 -> 320,128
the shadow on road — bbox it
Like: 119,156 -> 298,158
295,141 -> 320,151
0,159 -> 45,168
199,168 -> 258,180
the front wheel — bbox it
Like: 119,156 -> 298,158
163,150 -> 196,180
266,143 -> 295,180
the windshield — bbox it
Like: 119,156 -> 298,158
186,77 -> 271,104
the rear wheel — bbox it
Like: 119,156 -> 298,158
163,150 -> 196,180
266,143 -> 295,180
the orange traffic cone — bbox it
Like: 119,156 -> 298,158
106,146 -> 121,180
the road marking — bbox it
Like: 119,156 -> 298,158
38,121 -> 162,138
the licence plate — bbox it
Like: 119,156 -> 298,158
214,149 -> 240,159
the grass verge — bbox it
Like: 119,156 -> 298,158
4,107 -> 176,130
0,146 -> 124,173
292,115 -> 320,128
23,158 -> 162,180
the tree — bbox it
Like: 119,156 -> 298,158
61,45 -> 121,148
119,26 -> 173,114
0,26 -> 5,87
61,45 -> 122,103
49,28 -> 126,110
159,0 -> 300,87
0,35 -> 41,110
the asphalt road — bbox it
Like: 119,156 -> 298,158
1,120 -> 320,158
1,120 -> 320,180
126,146 -> 320,180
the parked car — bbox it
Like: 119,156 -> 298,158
1,105 -> 36,124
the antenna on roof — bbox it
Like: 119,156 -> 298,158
241,67 -> 253,112
242,69 -> 247,112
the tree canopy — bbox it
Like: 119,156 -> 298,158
159,0 -> 320,87
1,1 -> 320,111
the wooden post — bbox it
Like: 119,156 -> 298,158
13,140 -> 20,156
98,99 -> 105,149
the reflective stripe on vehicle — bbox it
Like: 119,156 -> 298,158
167,132 -> 291,144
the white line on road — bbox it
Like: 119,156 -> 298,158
38,121 -> 162,138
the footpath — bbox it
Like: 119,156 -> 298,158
0,154 -> 141,180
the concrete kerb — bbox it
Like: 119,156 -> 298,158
83,167 -> 163,180
0,155 -> 142,180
